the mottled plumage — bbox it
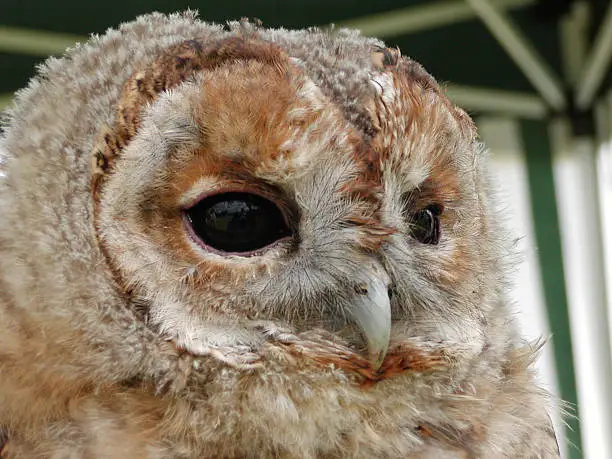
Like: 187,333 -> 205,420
0,12 -> 559,458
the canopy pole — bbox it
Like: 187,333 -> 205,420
576,2 -> 612,110
0,94 -> 12,111
466,0 -> 566,111
550,117 -> 612,459
0,25 -> 82,56
445,85 -> 547,119
337,0 -> 536,39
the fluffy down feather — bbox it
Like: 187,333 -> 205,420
0,11 -> 559,458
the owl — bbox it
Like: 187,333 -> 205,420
0,11 -> 559,458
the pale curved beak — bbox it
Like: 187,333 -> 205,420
350,268 -> 391,370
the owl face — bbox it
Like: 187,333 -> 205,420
97,37 -> 489,375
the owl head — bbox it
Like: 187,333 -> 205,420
0,11 -> 502,379
0,12 -> 552,458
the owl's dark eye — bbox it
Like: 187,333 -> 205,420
185,192 -> 291,254
409,204 -> 442,245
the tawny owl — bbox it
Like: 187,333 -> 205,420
0,11 -> 559,458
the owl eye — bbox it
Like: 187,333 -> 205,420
185,192 -> 291,254
409,205 -> 442,245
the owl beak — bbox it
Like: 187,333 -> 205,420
351,273 -> 391,371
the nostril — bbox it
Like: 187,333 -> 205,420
387,286 -> 396,299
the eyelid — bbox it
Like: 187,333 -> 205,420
183,187 -> 271,210
179,176 -> 227,208
181,177 -> 286,208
